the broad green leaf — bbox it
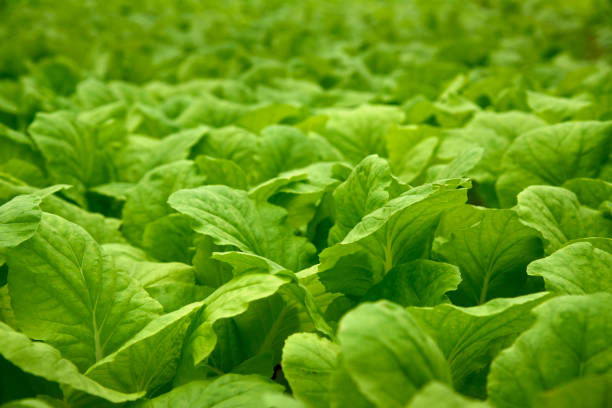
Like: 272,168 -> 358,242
282,333 -> 339,408
321,105 -> 405,163
329,361 -> 374,408
320,179 -> 469,281
40,194 -> 125,244
428,146 -> 483,181
328,155 -> 392,244
527,241 -> 612,294
84,301 -> 203,393
142,214 -> 196,263
0,125 -> 47,187
237,104 -> 300,133
433,206 -> 543,305
89,182 -> 134,201
533,375 -> 612,408
122,160 -> 204,246
408,293 -> 549,395
208,291 -> 303,376
0,186 -> 65,251
192,236 -> 233,288
139,374 -> 288,408
110,256 -> 195,289
28,111 -> 115,205
363,260 -> 461,307
515,185 -> 612,254
126,103 -> 179,138
75,78 -> 115,109
0,397 -> 68,408
497,121 -> 612,206
385,125 -> 440,184
195,155 -> 248,190
255,125 -> 322,183
7,213 -> 162,371
0,322 -> 144,403
115,127 -> 206,182
467,110 -> 547,140
338,301 -> 451,408
488,293 -> 612,408
249,162 -> 343,203
562,178 -> 612,209
433,93 -> 480,127
435,128 -> 505,182
526,91 -> 593,123
182,273 -> 289,367
169,185 -> 316,271
0,179 -> 124,245
406,382 -> 490,408
177,93 -> 248,128
211,251 -> 289,276
146,283 -> 213,313
191,126 -> 258,180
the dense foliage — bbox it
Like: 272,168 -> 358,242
1,0 -> 611,407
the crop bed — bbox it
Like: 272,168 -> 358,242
0,1 -> 611,407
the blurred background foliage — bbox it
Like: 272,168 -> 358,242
0,0 -> 611,132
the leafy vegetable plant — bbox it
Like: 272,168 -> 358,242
0,0 -> 611,407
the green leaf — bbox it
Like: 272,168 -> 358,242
435,129 -> 504,183
195,155 -> 248,190
255,125 -> 322,183
527,241 -> 612,294
320,179 -> 469,281
142,214 -> 196,263
428,146 -> 483,181
40,194 -> 125,244
433,93 -> 479,128
385,125 -> 440,184
115,127 -> 206,183
338,301 -> 452,408
237,104 -> 300,133
177,94 -> 248,128
122,160 -> 205,246
209,291 -> 302,375
363,259 -> 461,307
282,333 -> 339,408
169,185 -> 316,271
433,206 -> 543,305
467,110 -> 547,140
562,178 -> 612,209
488,293 -> 612,408
321,105 -> 405,163
249,162 -> 344,205
515,185 -> 612,254
533,375 -> 612,408
7,213 -> 162,371
181,274 -> 289,367
497,121 -> 612,206
28,111 -> 115,206
0,322 -> 144,403
139,374 -> 289,408
126,103 -> 179,138
191,126 -> 258,180
328,155 -> 392,245
84,301 -> 203,394
329,361 -> 374,408
0,186 -> 65,251
526,91 -> 593,123
406,381 -> 490,408
0,397 -> 68,408
408,293 -> 549,395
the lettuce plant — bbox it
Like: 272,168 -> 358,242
0,0 -> 611,407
